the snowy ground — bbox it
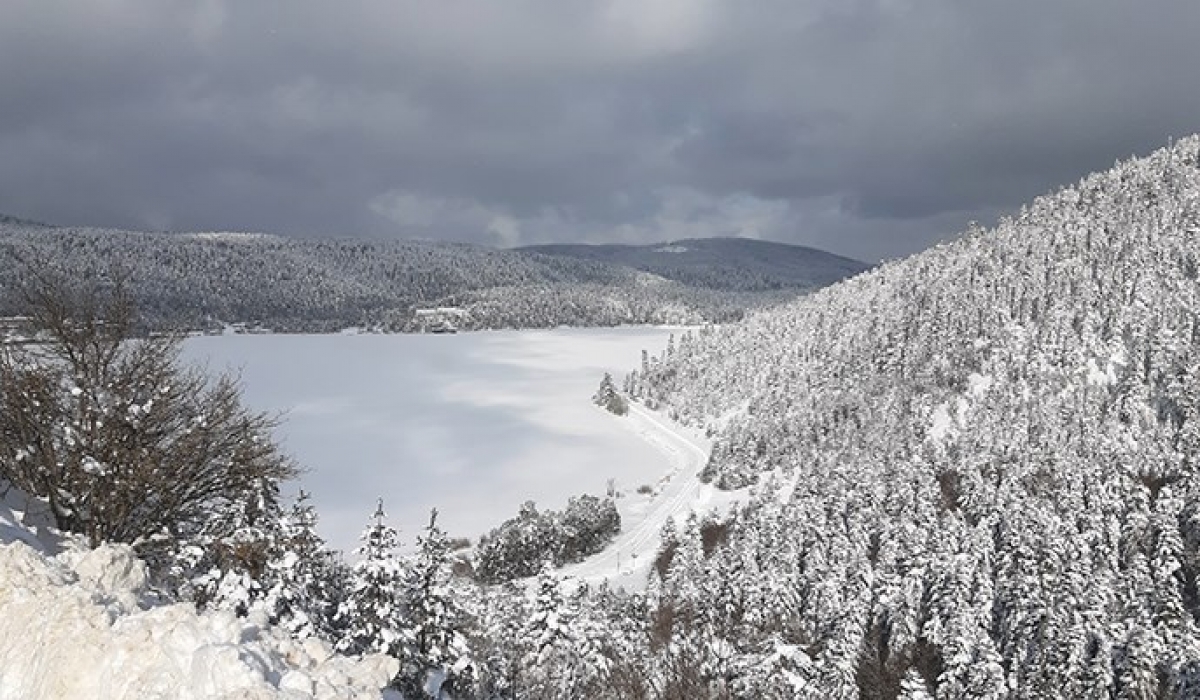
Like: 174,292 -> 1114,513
182,328 -> 683,555
0,484 -> 397,700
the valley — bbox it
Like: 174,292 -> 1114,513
5,136 -> 1200,697
3,3 -> 1196,696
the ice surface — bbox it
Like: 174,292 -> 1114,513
182,328 -> 678,553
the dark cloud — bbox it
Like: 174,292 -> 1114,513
1,0 -> 1198,261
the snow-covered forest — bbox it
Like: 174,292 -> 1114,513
620,135 -> 1200,696
0,223 -> 865,333
5,135 -> 1200,698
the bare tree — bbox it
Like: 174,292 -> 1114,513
0,274 -> 297,548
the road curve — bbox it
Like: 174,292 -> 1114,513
558,402 -> 711,588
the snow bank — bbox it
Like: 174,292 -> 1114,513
0,485 -> 397,700
0,480 -> 61,553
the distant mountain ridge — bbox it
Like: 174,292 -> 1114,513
0,213 -> 49,228
519,237 -> 869,292
0,220 -> 865,332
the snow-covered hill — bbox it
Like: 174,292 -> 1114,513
519,237 -> 869,293
0,484 -> 397,700
0,221 -> 864,333
617,135 -> 1200,695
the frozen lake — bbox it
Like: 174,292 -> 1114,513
182,327 -> 677,554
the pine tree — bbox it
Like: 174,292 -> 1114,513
266,490 -> 343,640
557,495 -> 621,564
185,476 -> 285,617
518,564 -> 610,697
398,509 -> 476,699
897,668 -> 934,700
335,499 -> 409,665
593,372 -> 629,415
475,583 -> 530,698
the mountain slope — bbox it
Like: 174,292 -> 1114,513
618,136 -> 1200,696
520,237 -> 869,292
0,224 -> 864,332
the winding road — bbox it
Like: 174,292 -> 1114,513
557,403 -> 714,589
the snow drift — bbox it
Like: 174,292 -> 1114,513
0,485 -> 397,700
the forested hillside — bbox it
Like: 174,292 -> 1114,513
616,135 -> 1200,696
0,224 -> 862,333
520,237 -> 868,292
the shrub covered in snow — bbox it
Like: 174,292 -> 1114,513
0,277 -> 297,554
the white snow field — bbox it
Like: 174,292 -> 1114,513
0,485 -> 398,700
182,328 -> 684,555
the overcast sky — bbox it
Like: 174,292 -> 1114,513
1,1 -> 1198,261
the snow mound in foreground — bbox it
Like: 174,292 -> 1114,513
0,522 -> 397,699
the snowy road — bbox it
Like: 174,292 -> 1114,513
557,403 -> 716,590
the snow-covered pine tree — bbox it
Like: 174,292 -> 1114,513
473,583 -> 530,699
265,490 -> 345,640
179,476 -> 285,617
897,668 -> 935,700
517,564 -> 610,697
474,500 -> 555,583
335,499 -> 410,667
593,372 -> 629,415
557,494 -> 621,564
397,508 -> 476,699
